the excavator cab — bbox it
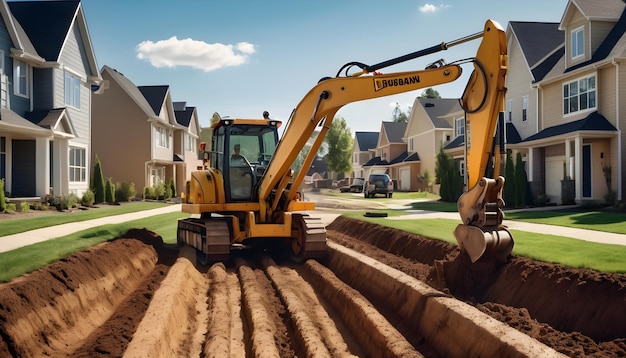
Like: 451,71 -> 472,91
208,115 -> 281,202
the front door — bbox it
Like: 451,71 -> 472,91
11,139 -> 36,196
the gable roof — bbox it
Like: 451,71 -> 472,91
390,151 -> 419,164
101,65 -> 160,120
417,97 -> 459,128
354,131 -> 378,151
561,0 -> 625,27
25,108 -> 75,139
522,111 -> 616,143
9,0 -> 78,61
138,86 -> 170,116
444,122 -> 522,150
509,22 -> 563,70
381,121 -> 407,143
174,106 -> 195,127
0,1 -> 42,63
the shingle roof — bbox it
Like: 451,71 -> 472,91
389,151 -> 419,164
417,97 -> 459,128
362,156 -> 388,167
522,111 -> 616,143
354,132 -> 378,151
8,0 -> 79,61
444,123 -> 521,149
532,46 -> 564,82
444,135 -> 464,150
138,86 -> 169,116
509,22 -> 563,69
101,66 -> 159,119
568,0 -> 625,21
175,107 -> 195,127
382,121 -> 407,143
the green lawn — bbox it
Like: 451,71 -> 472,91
0,211 -> 188,282
0,201 -> 171,237
505,209 -> 626,234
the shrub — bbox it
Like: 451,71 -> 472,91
168,178 -> 176,198
0,178 -> 5,212
5,202 -> 16,212
105,178 -> 116,204
18,202 -> 30,212
81,190 -> 95,207
49,194 -> 80,211
155,182 -> 167,200
514,152 -> 528,208
116,181 -> 136,202
143,186 -> 155,200
92,155 -> 105,203
503,150 -> 515,208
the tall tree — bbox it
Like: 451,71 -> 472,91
503,149 -> 515,208
324,117 -> 353,175
514,152 -> 528,207
392,103 -> 409,122
92,155 -> 105,204
419,88 -> 441,98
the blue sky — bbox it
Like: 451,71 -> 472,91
81,0 -> 569,132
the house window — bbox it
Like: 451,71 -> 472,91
155,126 -> 170,148
455,117 -> 465,137
183,133 -> 195,152
563,75 -> 596,115
69,147 -> 86,182
522,96 -> 528,121
571,27 -> 584,59
65,72 -> 81,108
0,136 -> 5,180
14,59 -> 28,97
409,138 -> 414,151
506,100 -> 512,122
459,159 -> 465,177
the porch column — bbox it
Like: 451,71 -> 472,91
527,147 -> 534,181
35,137 -> 50,198
564,138 -> 571,177
574,136 -> 582,201
51,140 -> 69,196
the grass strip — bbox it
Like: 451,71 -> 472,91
0,212 -> 188,282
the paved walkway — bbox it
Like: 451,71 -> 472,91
0,204 -> 182,253
1,200 -> 625,254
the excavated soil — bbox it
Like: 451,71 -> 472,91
0,219 -> 624,357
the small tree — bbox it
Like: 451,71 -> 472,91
324,117 -> 353,176
92,155 -> 105,203
105,178 -> 116,204
435,146 -> 463,202
514,152 -> 528,208
503,149 -> 516,208
168,178 -> 176,198
0,178 -> 5,212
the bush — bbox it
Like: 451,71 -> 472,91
168,178 -> 176,198
18,202 -> 30,213
514,152 -> 528,208
49,194 -> 80,211
81,190 -> 95,207
116,182 -> 136,202
503,150 -> 515,208
93,156 -> 105,203
5,202 -> 16,213
0,178 -> 5,213
143,182 -> 172,201
143,186 -> 155,200
105,178 -> 116,204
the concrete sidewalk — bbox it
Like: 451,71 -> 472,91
0,204 -> 182,253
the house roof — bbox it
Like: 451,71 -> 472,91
0,1 -> 42,63
444,122 -> 522,150
561,0 -> 625,26
101,66 -> 160,120
9,0 -> 78,61
417,97 -> 459,128
389,151 -> 419,164
0,108 -> 50,136
509,22 -> 563,70
25,108 -> 75,138
138,86 -> 170,116
531,46 -> 565,82
381,121 -> 407,143
522,111 -> 617,143
362,156 -> 388,167
354,131 -> 378,151
306,156 -> 328,176
174,106 -> 195,127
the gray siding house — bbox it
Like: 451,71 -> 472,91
0,0 -> 100,198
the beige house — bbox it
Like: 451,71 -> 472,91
505,0 -> 624,205
91,65 -> 201,197
351,131 -> 378,178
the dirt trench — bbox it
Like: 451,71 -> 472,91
0,220 -> 624,357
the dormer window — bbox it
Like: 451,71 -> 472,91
455,117 -> 465,137
571,26 -> 584,59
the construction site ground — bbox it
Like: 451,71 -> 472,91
0,193 -> 624,357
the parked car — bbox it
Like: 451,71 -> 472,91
364,174 -> 393,198
340,178 -> 364,193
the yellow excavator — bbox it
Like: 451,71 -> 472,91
178,19 -> 513,264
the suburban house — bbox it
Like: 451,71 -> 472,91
0,0 -> 100,199
91,65 -> 202,197
505,0 -> 625,205
351,131 -> 378,179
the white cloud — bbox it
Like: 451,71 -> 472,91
136,37 -> 256,72
419,3 -> 451,13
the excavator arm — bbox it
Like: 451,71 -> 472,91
260,19 -> 512,263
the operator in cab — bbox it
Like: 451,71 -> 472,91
231,144 -> 248,165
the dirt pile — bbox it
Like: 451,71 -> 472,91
327,216 -> 626,357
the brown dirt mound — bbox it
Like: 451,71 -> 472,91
0,230 -> 167,357
327,216 -> 626,356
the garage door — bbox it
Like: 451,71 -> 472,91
545,156 -> 565,199
400,168 -> 411,191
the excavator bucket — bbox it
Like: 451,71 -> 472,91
454,224 -> 514,263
